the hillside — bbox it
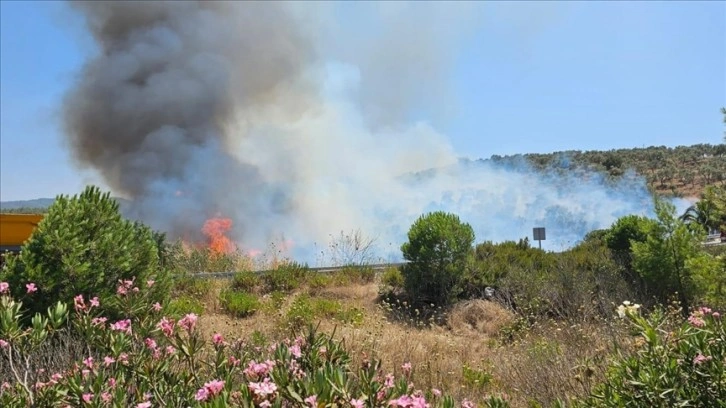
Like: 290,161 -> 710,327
486,143 -> 725,199
0,197 -> 133,214
2,143 -> 724,212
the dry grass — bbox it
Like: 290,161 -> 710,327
188,276 -> 630,407
446,299 -> 515,337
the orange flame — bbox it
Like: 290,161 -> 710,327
202,217 -> 234,255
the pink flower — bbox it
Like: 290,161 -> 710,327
136,402 -> 151,408
205,379 -> 225,396
0,339 -> 8,348
248,378 -> 278,398
165,346 -> 176,355
305,395 -> 318,407
228,356 -> 240,366
213,333 -> 224,345
384,373 -> 395,389
152,302 -> 162,312
693,353 -> 712,365
195,387 -> 209,401
103,356 -> 116,367
144,338 -> 157,350
351,399 -> 365,408
431,389 -> 441,397
178,313 -> 198,332
91,317 -> 107,327
101,392 -> 111,403
25,283 -> 37,294
0,282 -> 8,294
389,395 -> 414,407
260,401 -> 272,408
713,312 -> 721,318
82,393 -> 94,403
89,297 -> 100,308
688,315 -> 706,328
74,295 -> 86,312
83,356 -> 94,369
244,360 -> 275,378
461,399 -> 475,408
410,395 -> 429,408
110,319 -> 132,334
117,353 -> 129,365
117,278 -> 135,296
107,378 -> 117,388
401,362 -> 412,375
157,317 -> 175,337
147,280 -> 155,287
289,344 -> 302,358
698,307 -> 712,315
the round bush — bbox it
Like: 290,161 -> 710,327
400,211 -> 475,306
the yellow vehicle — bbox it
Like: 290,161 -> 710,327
0,213 -> 44,254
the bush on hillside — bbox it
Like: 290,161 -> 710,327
0,185 -> 169,319
462,238 -> 551,299
261,261 -> 309,293
400,211 -> 475,306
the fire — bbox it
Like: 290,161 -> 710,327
202,217 -> 234,255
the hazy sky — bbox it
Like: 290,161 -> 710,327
1,1 -> 724,201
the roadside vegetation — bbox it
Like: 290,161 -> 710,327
1,182 -> 725,407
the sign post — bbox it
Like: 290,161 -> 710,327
533,227 -> 546,249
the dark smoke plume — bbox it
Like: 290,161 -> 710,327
63,1 -> 317,241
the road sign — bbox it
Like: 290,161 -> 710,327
533,227 -> 546,249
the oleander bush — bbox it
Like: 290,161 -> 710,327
573,303 -> 725,407
0,279 -> 507,408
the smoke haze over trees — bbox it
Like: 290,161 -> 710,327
59,1 -> 724,262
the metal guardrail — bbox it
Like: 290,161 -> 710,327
184,262 -> 407,279
704,233 -> 726,246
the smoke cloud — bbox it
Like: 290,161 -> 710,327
62,1 -> 672,264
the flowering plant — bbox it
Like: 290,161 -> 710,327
1,280 -> 508,407
579,302 -> 725,407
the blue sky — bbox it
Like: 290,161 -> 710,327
1,1 -> 724,201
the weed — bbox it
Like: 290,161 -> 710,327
219,290 -> 260,318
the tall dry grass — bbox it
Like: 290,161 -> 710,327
185,271 -> 635,407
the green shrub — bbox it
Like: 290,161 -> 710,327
463,238 -> 551,299
341,265 -> 376,284
462,364 -> 493,391
166,295 -> 205,317
219,290 -> 260,318
284,295 -> 363,329
231,270 -> 260,292
307,273 -> 334,291
400,211 -> 475,306
576,304 -> 725,407
0,186 -> 169,319
261,261 -> 309,293
166,242 -> 251,274
172,276 -> 213,298
381,266 -> 404,289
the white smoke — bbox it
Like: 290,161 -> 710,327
62,1 -> 678,264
